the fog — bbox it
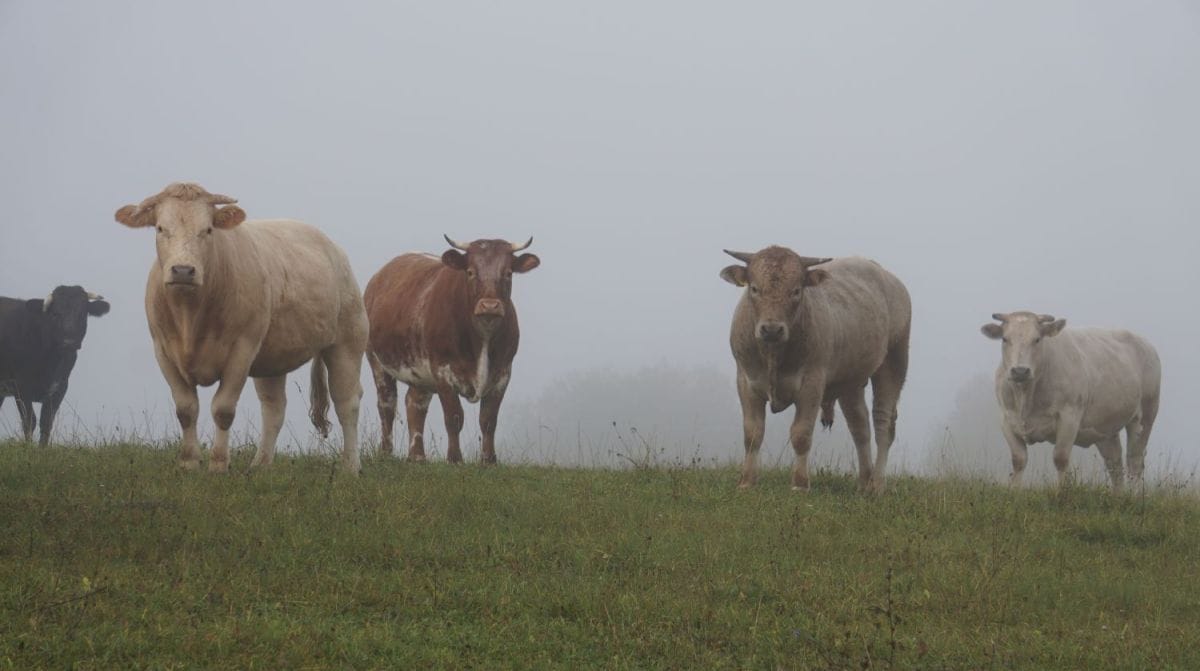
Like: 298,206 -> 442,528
2,2 -> 1197,477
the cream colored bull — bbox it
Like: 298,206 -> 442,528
981,312 -> 1161,490
115,183 -> 367,473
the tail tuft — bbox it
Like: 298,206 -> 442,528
309,356 -> 332,437
820,400 -> 836,431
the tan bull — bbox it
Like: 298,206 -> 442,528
115,182 -> 367,473
981,312 -> 1161,490
721,247 -> 911,493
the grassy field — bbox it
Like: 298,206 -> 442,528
1,441 -> 1198,670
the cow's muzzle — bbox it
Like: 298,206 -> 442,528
167,265 -> 198,286
757,321 -> 787,344
474,299 -> 505,320
1009,366 -> 1032,383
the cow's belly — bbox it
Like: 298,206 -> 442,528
381,357 -> 437,389
249,348 -> 315,379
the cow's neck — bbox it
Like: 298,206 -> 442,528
161,241 -> 236,355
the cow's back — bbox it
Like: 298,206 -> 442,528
0,297 -> 30,382
1040,328 -> 1160,436
364,253 -> 452,376
802,257 -> 911,383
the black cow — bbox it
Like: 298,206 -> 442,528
0,286 -> 109,444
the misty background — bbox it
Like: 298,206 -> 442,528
2,2 -> 1197,480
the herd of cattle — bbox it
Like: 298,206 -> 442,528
0,182 -> 1162,493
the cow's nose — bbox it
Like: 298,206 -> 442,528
475,299 -> 505,318
169,265 -> 197,283
1010,366 -> 1031,382
758,323 -> 786,343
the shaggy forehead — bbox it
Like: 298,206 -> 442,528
466,240 -> 514,263
157,198 -> 211,222
749,249 -> 803,284
1001,313 -> 1043,336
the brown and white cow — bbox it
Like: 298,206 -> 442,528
721,247 -> 911,493
364,236 -> 539,464
981,312 -> 1161,490
115,182 -> 367,473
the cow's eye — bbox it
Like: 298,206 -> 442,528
205,227 -> 213,235
156,226 -> 164,234
1035,337 -> 1042,344
1002,337 -> 1009,344
466,269 -> 476,279
749,285 -> 758,294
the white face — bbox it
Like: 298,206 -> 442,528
981,312 -> 1066,384
154,199 -> 218,287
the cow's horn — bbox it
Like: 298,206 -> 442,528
87,291 -> 104,301
1038,314 -> 1056,323
723,249 -> 754,263
991,313 -> 1009,322
208,194 -> 238,205
43,293 -> 53,312
511,237 -> 533,252
799,256 -> 832,267
443,234 -> 470,251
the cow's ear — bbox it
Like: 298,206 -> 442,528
720,265 -> 748,287
512,253 -> 540,274
804,268 -> 830,287
115,204 -> 155,228
25,299 -> 43,313
981,323 -> 1004,340
212,205 -> 245,230
441,249 -> 468,271
1040,318 -> 1066,337
87,300 -> 111,317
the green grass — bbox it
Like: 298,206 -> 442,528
1,441 -> 1198,670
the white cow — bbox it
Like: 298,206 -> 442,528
115,182 -> 367,473
981,312 -> 1160,490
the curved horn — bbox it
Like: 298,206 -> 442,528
43,292 -> 53,312
443,234 -> 470,251
991,313 -> 1009,322
511,237 -> 533,252
798,256 -> 832,267
1038,314 -> 1056,323
723,249 -> 754,263
207,193 -> 238,205
87,291 -> 104,301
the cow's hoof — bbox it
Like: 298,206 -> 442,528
208,460 -> 229,474
179,459 -> 200,471
406,454 -> 427,464
737,481 -> 753,490
791,485 -> 811,493
864,479 -> 886,496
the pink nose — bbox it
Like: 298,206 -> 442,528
475,299 -> 504,317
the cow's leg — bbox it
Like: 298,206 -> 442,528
838,388 -> 874,491
250,375 -> 287,468
1052,411 -> 1083,488
16,398 -> 36,443
735,371 -> 766,488
404,387 -> 432,461
1127,393 -> 1158,487
1000,423 -> 1028,487
1095,435 -> 1124,492
323,345 -> 363,474
868,345 -> 907,494
368,353 -> 398,457
788,384 -> 824,491
479,383 -> 508,465
38,386 -> 67,446
153,344 -> 201,470
436,385 -> 465,464
208,343 -> 257,474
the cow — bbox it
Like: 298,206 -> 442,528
364,236 -> 540,464
980,312 -> 1161,491
720,247 -> 911,493
0,286 -> 109,444
114,182 -> 367,473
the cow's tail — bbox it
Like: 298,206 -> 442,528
309,355 -> 333,438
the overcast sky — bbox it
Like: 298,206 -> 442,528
1,1 -> 1197,471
